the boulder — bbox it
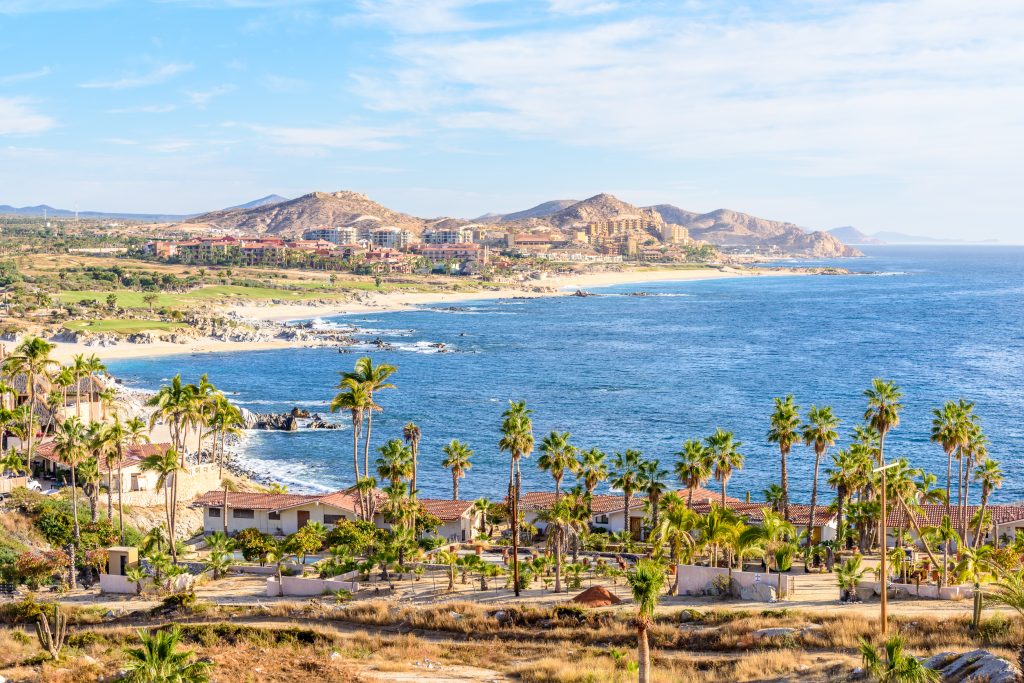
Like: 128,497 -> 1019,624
738,581 -> 777,602
922,649 -> 1022,683
752,627 -> 796,640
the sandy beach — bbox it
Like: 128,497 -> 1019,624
48,266 -> 800,363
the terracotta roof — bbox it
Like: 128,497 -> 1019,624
35,440 -> 170,472
420,498 -> 473,521
520,487 -> 741,518
192,488 -> 385,514
886,503 -> 1024,529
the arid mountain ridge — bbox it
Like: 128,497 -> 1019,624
185,190 -> 861,257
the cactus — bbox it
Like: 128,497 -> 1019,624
34,603 -> 68,660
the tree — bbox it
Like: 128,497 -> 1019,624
437,549 -> 458,591
611,449 -> 643,539
705,429 -> 744,507
802,405 -> 840,555
498,400 -> 534,597
218,478 -> 239,535
2,336 -> 58,471
626,559 -> 666,683
330,378 -> 370,520
836,555 -> 868,602
577,448 -> 608,516
341,356 -> 396,520
78,456 -> 102,523
639,459 -> 669,532
143,293 -> 159,313
113,416 -> 150,543
402,422 -> 421,494
972,459 -> 1003,549
535,498 -> 578,593
767,395 -> 801,521
54,416 -> 88,551
441,439 -> 473,500
537,430 -> 578,502
858,636 -> 939,683
472,497 -> 490,535
86,420 -> 115,520
140,449 -> 185,563
827,445 -> 871,550
864,378 -> 903,636
674,440 -> 712,507
650,493 -> 698,594
123,626 -> 212,683
930,400 -> 972,545
376,438 -> 413,488
204,531 -> 235,580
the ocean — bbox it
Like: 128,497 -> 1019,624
107,246 -> 1024,504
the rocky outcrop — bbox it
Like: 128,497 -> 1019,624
922,649 -> 1021,683
239,407 -> 340,431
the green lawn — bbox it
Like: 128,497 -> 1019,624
64,319 -> 187,333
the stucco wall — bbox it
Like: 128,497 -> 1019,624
677,564 -> 792,599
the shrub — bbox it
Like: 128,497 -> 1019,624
159,591 -> 197,611
235,528 -> 275,563
15,551 -> 69,589
35,507 -> 75,548
323,520 -> 382,556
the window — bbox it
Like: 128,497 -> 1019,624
232,509 -> 255,519
268,511 -> 281,520
596,514 -> 609,524
324,514 -> 344,525
208,508 -> 221,518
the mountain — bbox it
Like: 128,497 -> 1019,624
226,194 -> 290,210
186,190 -> 426,235
546,193 -> 664,228
483,199 -> 579,223
827,226 -> 883,245
0,203 -> 189,222
871,231 -> 961,244
648,206 -> 861,257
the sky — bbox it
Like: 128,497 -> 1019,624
1,0 -> 1023,241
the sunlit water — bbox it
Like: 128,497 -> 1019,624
108,246 -> 1024,503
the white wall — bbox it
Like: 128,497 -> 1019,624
676,564 -> 792,599
204,502 -> 360,536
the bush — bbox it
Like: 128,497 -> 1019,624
235,528 -> 275,563
418,536 -> 445,551
323,520 -> 382,556
159,591 -> 197,611
36,507 -> 75,547
15,551 -> 69,589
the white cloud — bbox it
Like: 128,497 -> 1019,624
0,67 -> 53,85
80,63 -> 193,89
0,98 -> 56,135
346,0 -> 500,34
246,123 -> 409,151
547,0 -> 619,16
185,84 -> 236,108
106,104 -> 177,113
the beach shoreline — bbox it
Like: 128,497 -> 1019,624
48,265 -> 804,363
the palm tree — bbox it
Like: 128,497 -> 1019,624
2,336 -> 58,471
747,509 -> 796,578
342,356 -> 396,513
837,555 -> 868,601
699,504 -> 739,568
375,438 -> 413,488
863,378 -> 903,636
651,492 -> 698,593
827,445 -> 870,550
802,405 -> 840,554
674,439 -> 712,507
930,515 -> 958,589
70,353 -> 88,420
53,366 -> 75,420
472,497 -> 490,535
705,429 -> 744,507
123,626 -> 212,683
959,420 -> 988,545
639,459 -> 669,532
440,439 -> 473,500
930,400 -> 971,542
140,449 -> 185,563
626,559 -> 666,683
611,449 -> 643,539
86,420 -> 115,520
219,478 -> 239,535
330,378 -> 370,520
402,422 -> 421,494
537,430 -> 578,501
972,459 -> 1003,549
79,456 -> 102,522
147,375 -> 199,549
83,354 -> 107,418
436,549 -> 458,591
767,394 -> 801,520
577,447 -> 608,516
113,416 -> 150,543
535,497 -> 578,593
54,416 -> 87,546
858,635 -> 939,683
498,400 -> 533,597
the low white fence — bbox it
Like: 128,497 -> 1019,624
676,564 -> 794,600
99,573 -> 142,595
859,581 -> 975,600
266,574 -> 359,597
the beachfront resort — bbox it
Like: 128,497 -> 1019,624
1,336 -> 1023,682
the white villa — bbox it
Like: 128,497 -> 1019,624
887,503 -> 1024,548
34,440 -> 171,493
420,499 -> 482,543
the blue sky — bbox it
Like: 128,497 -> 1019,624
1,0 -> 1022,241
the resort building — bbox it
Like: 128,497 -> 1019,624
886,503 -> 1024,548
193,489 -> 378,536
661,223 -> 691,245
414,243 -> 489,266
419,499 -> 482,543
422,227 -> 474,245
368,227 -> 414,250
302,226 -> 359,245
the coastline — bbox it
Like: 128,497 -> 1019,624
49,265 -> 803,363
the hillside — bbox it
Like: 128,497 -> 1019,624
0,203 -> 189,222
545,193 -> 664,228
483,199 -> 579,223
649,206 -> 861,257
186,190 -> 426,236
226,194 -> 290,210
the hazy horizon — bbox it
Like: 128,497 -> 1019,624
2,1 -> 1023,243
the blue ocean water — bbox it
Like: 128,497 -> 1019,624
108,246 -> 1024,504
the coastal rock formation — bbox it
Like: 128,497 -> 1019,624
922,649 -> 1021,683
239,407 -> 340,431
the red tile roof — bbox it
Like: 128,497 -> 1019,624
35,440 -> 170,473
420,498 -> 474,521
886,503 -> 1024,529
192,488 -> 385,514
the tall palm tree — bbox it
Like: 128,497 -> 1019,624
959,420 -> 988,545
140,449 -> 185,563
86,420 -> 116,520
639,459 -> 669,532
537,430 -> 578,501
577,448 -> 608,516
611,449 -> 643,539
53,366 -> 75,421
863,378 -> 903,636
498,400 -> 533,597
535,497 -> 578,593
930,400 -> 972,539
626,559 -> 666,683
115,417 -> 150,543
375,438 -> 413,487
651,492 -> 698,593
54,416 -> 88,545
827,445 -> 870,550
402,422 -> 421,494
440,439 -> 473,500
219,478 -> 239,535
330,378 -> 370,520
79,456 -> 102,522
123,626 -> 212,683
972,459 -> 1003,549
802,405 -> 840,553
705,428 -> 744,507
2,336 -> 58,471
674,439 -> 712,507
767,394 -> 801,521
83,354 -> 107,419
342,356 -> 396,506
70,353 -> 88,420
